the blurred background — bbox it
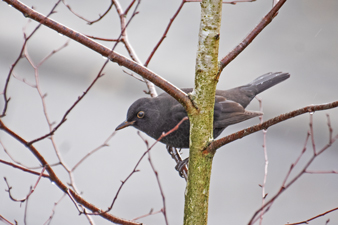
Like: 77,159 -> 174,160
0,0 -> 337,224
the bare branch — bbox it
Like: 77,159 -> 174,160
147,152 -> 168,225
62,0 -> 114,25
186,0 -> 255,3
256,97 -> 269,224
286,207 -> 338,225
72,132 -> 116,172
27,61 -> 106,145
106,117 -> 188,213
112,0 -> 158,97
137,134 -> 169,225
0,159 -> 49,178
248,116 -> 338,224
4,166 -> 46,203
132,209 -> 163,221
85,35 -> 119,42
43,194 -> 67,225
208,100 -> 338,152
0,215 -> 16,225
217,0 -> 287,79
0,119 -> 141,225
0,0 -> 62,117
3,0 -> 192,108
144,0 -> 186,67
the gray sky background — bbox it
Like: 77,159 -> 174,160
0,0 -> 337,225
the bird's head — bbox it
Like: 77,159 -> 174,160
115,98 -> 160,137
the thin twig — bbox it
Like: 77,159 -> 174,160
138,133 -> 169,225
4,166 -> 46,203
72,132 -> 116,171
4,0 -> 191,108
0,215 -> 15,225
132,209 -> 163,221
62,0 -> 114,25
186,0 -> 255,4
144,0 -> 186,67
43,194 -> 67,225
217,0 -> 287,79
208,100 -> 338,152
1,0 -> 62,117
0,119 -> 141,225
256,96 -> 268,225
27,62 -> 106,145
0,159 -> 49,178
112,0 -> 158,97
286,207 -> 338,225
248,115 -> 338,224
106,117 -> 188,213
305,170 -> 338,174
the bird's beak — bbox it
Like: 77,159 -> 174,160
115,120 -> 135,131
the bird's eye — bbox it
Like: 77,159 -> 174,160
137,111 -> 145,118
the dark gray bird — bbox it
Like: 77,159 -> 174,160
116,72 -> 290,148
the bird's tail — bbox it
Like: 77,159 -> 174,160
245,72 -> 290,95
222,72 -> 290,108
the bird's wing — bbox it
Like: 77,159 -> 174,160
214,96 -> 262,129
170,103 -> 188,122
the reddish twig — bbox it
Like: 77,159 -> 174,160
281,131 -> 310,188
1,139 -> 31,168
27,61 -> 106,146
326,114 -> 333,144
123,70 -> 145,83
248,115 -> 338,225
0,0 -> 62,117
286,207 -> 338,225
186,0 -> 255,3
19,40 -> 69,144
0,159 -> 49,178
62,0 -> 114,25
138,133 -> 169,225
207,100 -> 338,152
72,132 -> 116,171
305,170 -> 338,174
309,113 -> 316,155
0,119 -> 141,225
148,154 -> 168,225
222,0 -> 255,4
0,215 -> 15,225
85,35 -> 119,42
132,209 -> 163,221
12,73 -> 37,88
255,97 -> 269,225
124,0 -> 137,15
4,166 -> 46,203
4,0 -> 191,107
111,0 -> 158,97
43,193 -> 66,225
106,117 -> 188,213
144,0 -> 186,67
217,0 -> 287,79
111,0 -> 141,52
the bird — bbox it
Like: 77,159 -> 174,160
116,72 -> 290,148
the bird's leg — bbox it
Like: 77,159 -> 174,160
166,145 -> 188,180
175,157 -> 189,178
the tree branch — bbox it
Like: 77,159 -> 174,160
216,0 -> 287,79
0,119 -> 141,225
207,100 -> 338,152
2,0 -> 193,110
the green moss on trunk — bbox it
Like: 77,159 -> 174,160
183,0 -> 222,225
